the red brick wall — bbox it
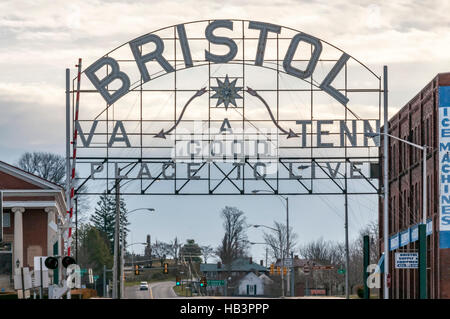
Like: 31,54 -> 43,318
379,73 -> 450,299
22,209 -> 48,267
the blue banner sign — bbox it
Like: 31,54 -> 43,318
438,86 -> 450,248
410,225 -> 419,242
389,234 -> 400,251
400,230 -> 410,247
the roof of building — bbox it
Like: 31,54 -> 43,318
201,258 -> 268,273
0,160 -> 64,190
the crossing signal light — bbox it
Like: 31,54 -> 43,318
269,263 -> 274,275
62,256 -> 76,268
176,276 -> 181,286
134,264 -> 140,275
163,262 -> 168,274
44,257 -> 58,270
44,256 -> 76,270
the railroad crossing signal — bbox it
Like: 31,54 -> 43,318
269,263 -> 274,275
44,256 -> 76,269
163,263 -> 168,274
134,264 -> 139,275
176,276 -> 181,286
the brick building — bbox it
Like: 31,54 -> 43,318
379,73 -> 450,299
0,161 -> 67,291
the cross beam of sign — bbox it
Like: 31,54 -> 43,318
246,87 -> 298,138
154,87 -> 207,138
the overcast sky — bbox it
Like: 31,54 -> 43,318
1,1 -> 449,262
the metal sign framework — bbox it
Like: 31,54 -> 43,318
69,19 -> 383,197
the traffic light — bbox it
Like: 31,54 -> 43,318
176,276 -> 181,286
276,266 -> 281,275
283,266 -> 287,276
269,263 -> 274,275
163,262 -> 168,274
200,276 -> 207,287
134,264 -> 140,275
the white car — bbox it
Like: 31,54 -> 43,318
139,281 -> 149,290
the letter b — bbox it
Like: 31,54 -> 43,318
85,57 -> 130,105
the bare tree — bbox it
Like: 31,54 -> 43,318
262,221 -> 298,261
17,151 -> 90,221
18,152 -> 66,185
152,240 -> 171,266
168,237 -> 182,265
297,220 -> 379,296
299,237 -> 334,264
200,245 -> 215,263
215,206 -> 249,266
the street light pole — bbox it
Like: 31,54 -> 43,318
252,190 -> 290,296
344,176 -> 350,299
120,208 -> 155,298
285,196 -> 291,297
251,224 -> 285,297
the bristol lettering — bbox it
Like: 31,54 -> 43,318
85,20 -> 349,106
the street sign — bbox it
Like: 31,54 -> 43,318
284,258 -> 293,267
338,269 -> 346,274
88,268 -> 93,283
207,280 -> 225,286
395,252 -> 418,269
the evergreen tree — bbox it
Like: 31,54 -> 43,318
90,192 -> 130,253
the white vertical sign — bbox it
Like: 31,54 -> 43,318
438,86 -> 450,249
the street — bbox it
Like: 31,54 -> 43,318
124,281 -> 179,299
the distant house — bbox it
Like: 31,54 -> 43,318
200,257 -> 268,296
238,272 -> 264,296
200,257 -> 268,280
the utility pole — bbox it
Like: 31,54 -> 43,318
113,178 -> 120,299
344,174 -> 350,299
383,65 -> 389,299
121,226 -> 125,298
285,196 -> 290,297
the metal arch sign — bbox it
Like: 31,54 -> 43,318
72,19 -> 382,196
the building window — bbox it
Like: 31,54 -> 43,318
2,213 -> 10,228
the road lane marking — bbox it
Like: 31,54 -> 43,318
150,286 -> 153,299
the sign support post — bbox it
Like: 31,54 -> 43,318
419,224 -> 427,299
363,235 -> 370,299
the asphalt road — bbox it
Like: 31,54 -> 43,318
124,281 -> 178,299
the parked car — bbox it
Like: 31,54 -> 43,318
139,281 -> 149,290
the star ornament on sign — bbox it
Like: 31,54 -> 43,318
210,75 -> 242,110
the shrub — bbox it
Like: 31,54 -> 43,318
356,285 -> 364,298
